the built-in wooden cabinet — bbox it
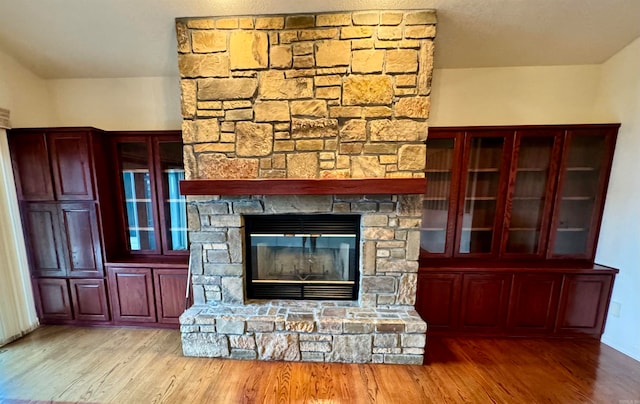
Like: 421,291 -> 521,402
9,128 -> 112,324
506,273 -> 562,334
22,202 -> 103,278
418,124 -> 619,338
108,267 -> 156,324
8,127 -> 188,328
417,268 -> 616,337
154,268 -> 190,324
32,278 -> 73,321
459,273 -> 512,332
69,278 -> 110,322
111,132 -> 187,256
106,263 -> 189,326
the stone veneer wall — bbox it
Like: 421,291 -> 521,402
176,10 -> 435,364
176,10 -> 435,180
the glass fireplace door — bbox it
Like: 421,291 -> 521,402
245,214 -> 360,300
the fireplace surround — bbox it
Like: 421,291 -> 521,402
177,10 -> 436,364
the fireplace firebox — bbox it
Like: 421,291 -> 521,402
244,214 -> 360,300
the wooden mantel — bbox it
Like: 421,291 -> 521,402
180,178 -> 426,196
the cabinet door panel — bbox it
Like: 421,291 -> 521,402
415,272 -> 461,331
556,274 -> 613,336
8,132 -> 54,201
108,267 -> 156,323
48,132 -> 94,200
422,133 -> 463,257
34,278 -> 72,320
70,279 -> 110,322
455,132 -> 512,257
60,203 -> 104,277
460,273 -> 511,332
154,268 -> 188,324
23,203 -> 67,277
507,273 -> 561,333
549,129 -> 617,260
502,131 -> 562,258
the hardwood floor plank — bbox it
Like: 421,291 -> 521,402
1,326 -> 639,404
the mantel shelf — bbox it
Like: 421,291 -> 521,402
180,178 -> 426,196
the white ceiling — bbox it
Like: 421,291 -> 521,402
0,0 -> 639,79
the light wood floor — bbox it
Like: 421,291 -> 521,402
0,326 -> 639,403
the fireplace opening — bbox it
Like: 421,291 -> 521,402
244,214 -> 360,300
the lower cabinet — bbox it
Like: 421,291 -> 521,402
416,273 -> 461,332
106,265 -> 189,327
108,267 -> 156,323
507,273 -> 562,334
555,274 -> 613,335
416,267 -> 616,338
69,278 -> 110,322
154,269 -> 190,325
33,277 -> 109,323
460,273 -> 512,333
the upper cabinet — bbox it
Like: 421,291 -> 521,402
9,129 -> 96,201
548,128 -> 617,259
111,132 -> 187,256
8,128 -> 111,278
421,125 -> 618,263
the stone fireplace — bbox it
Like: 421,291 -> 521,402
176,10 -> 436,364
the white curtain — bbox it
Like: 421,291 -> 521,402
0,118 -> 39,346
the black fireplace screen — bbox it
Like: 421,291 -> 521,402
244,214 -> 360,300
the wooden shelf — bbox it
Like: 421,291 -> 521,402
468,168 -> 500,173
179,178 -> 426,196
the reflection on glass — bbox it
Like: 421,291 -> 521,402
159,142 -> 187,251
422,138 -> 455,253
505,136 -> 555,254
119,142 -> 155,251
459,137 -> 504,254
250,234 -> 356,282
552,134 -> 605,255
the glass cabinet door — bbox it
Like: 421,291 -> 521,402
456,134 -> 509,256
503,132 -> 561,256
421,135 -> 460,256
550,129 -> 616,258
117,141 -> 158,252
157,141 -> 187,252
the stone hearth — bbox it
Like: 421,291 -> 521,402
176,10 -> 436,364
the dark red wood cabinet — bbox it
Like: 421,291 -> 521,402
8,127 -> 188,328
415,273 -> 461,331
106,264 -> 189,326
460,273 -> 512,332
555,274 -> 614,335
108,267 -> 156,323
69,279 -> 110,322
507,273 -> 562,334
32,278 -> 73,321
154,268 -> 190,324
9,128 -> 112,324
418,268 -> 616,337
417,124 -> 619,338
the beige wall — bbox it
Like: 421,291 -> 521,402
48,77 -> 182,131
0,48 -> 57,127
429,65 -> 608,126
41,64 -> 611,131
594,36 -> 640,361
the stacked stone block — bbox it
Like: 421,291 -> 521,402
180,302 -> 426,364
177,10 -> 436,181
